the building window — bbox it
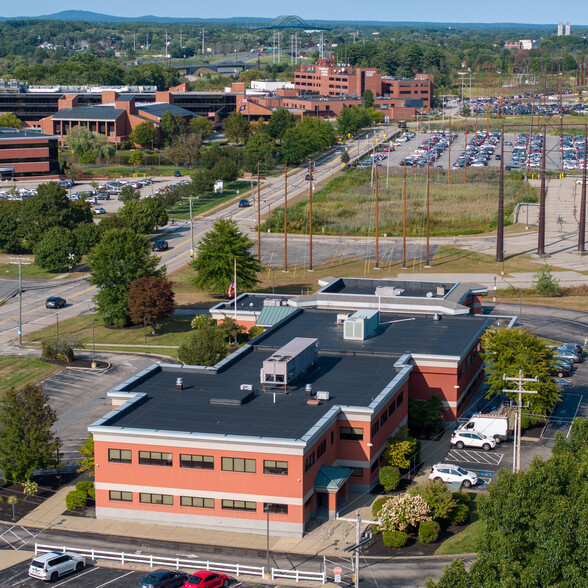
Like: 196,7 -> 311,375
304,452 -> 315,472
397,392 -> 404,408
180,496 -> 215,508
316,439 -> 327,459
350,467 -> 364,478
371,422 -> 380,437
139,493 -> 173,505
180,454 -> 214,470
371,461 -> 379,473
389,402 -> 396,417
380,412 -> 388,427
340,427 -> 363,441
331,431 -> 334,444
109,490 -> 132,502
222,500 -> 256,511
221,457 -> 256,473
263,460 -> 288,475
138,451 -> 172,467
108,449 -> 132,464
264,503 -> 288,515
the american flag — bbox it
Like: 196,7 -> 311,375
239,97 -> 248,104
228,278 -> 236,297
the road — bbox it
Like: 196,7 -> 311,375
0,523 -> 466,588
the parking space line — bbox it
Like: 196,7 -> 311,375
53,567 -> 98,587
95,570 -> 135,587
445,449 -> 504,466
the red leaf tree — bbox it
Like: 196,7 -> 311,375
128,276 -> 175,334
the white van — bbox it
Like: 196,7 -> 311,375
29,551 -> 85,581
457,413 -> 510,442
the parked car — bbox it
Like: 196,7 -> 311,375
174,170 -> 182,177
152,239 -> 169,251
457,413 -> 509,441
555,348 -> 582,363
93,207 -> 106,215
429,463 -> 479,488
451,430 -> 496,451
559,342 -> 583,356
59,179 -> 74,188
96,193 -> 111,200
183,571 -> 230,588
238,199 -> 250,208
29,551 -> 85,581
552,361 -> 573,378
139,569 -> 188,588
45,296 -> 66,309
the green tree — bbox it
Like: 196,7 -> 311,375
481,327 -> 561,417
0,200 -> 22,251
191,219 -> 262,295
177,324 -> 230,366
223,111 -> 250,144
128,150 -> 145,165
33,226 -> 79,270
0,384 -> 61,483
160,111 -> 186,146
340,150 -> 350,165
0,113 -> 23,129
88,228 -> 163,327
379,466 -> 402,492
130,121 -> 159,148
77,434 -> 94,477
362,88 -> 374,108
128,276 -> 175,333
243,132 -> 277,172
384,427 -> 420,470
163,132 -> 203,168
97,214 -> 127,235
190,117 -> 215,139
533,265 -> 562,297
188,169 -> 215,195
65,125 -> 114,160
118,199 -> 168,234
119,185 -> 141,204
211,157 -> 239,182
425,559 -> 470,588
408,481 -> 458,520
267,108 -> 296,140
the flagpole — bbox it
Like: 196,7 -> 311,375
233,257 -> 237,320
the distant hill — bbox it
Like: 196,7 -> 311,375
0,11 -> 583,29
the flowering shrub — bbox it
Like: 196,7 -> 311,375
378,493 -> 433,532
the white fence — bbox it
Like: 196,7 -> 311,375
272,568 -> 326,583
34,544 -> 264,577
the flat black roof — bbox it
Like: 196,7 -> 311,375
0,127 -> 57,139
320,277 -> 457,299
107,351 -> 402,440
52,107 -> 125,121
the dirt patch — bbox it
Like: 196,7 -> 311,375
0,473 -> 77,522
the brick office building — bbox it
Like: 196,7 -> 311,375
90,279 -> 496,537
0,127 -> 60,180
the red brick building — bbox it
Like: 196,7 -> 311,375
0,127 -> 59,180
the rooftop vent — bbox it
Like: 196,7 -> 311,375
426,292 -> 434,298
343,310 -> 380,341
436,284 -> 447,296
337,312 -> 352,324
316,390 -> 330,401
433,313 -> 441,321
375,286 -> 404,297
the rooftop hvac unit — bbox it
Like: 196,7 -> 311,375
343,310 -> 380,341
375,286 -> 404,297
316,390 -> 330,401
263,297 -> 288,307
262,337 -> 319,388
240,384 -> 253,391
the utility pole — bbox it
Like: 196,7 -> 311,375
375,161 -> 379,269
496,131 -> 505,265
425,156 -> 430,267
257,163 -> 261,261
402,163 -> 407,268
538,125 -> 547,256
447,119 -> 452,184
8,256 -> 31,345
284,162 -> 288,271
503,370 -> 537,472
578,124 -> 587,253
202,29 -> 205,56
309,161 -> 313,271
354,510 -> 361,588
189,196 -> 194,258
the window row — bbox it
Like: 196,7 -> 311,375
108,491 -> 288,513
108,450 -> 288,475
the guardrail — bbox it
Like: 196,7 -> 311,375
34,544 -> 264,577
272,568 -> 326,583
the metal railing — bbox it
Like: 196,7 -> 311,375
272,568 -> 326,583
34,544 -> 264,577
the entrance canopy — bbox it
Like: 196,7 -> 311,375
314,465 -> 351,492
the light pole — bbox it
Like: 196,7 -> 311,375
92,318 -> 96,368
8,256 -> 31,345
264,503 -> 272,576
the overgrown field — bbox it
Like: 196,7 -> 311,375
264,167 -> 539,237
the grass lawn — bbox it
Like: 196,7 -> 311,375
166,181 -> 253,220
436,492 -> 485,555
0,357 -> 61,398
263,167 -> 539,237
24,315 -> 195,361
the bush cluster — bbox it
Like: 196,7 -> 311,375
76,480 -> 95,500
372,496 -> 390,518
418,520 -> 440,544
382,530 -> 408,548
41,338 -> 76,363
65,490 -> 87,511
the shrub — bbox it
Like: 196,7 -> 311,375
248,325 -> 264,340
448,502 -> 470,526
418,520 -> 440,544
379,466 -> 402,492
76,481 -> 94,497
41,339 -> 57,360
65,490 -> 87,511
533,265 -> 562,297
451,491 -> 471,506
372,496 -> 390,518
384,428 -> 421,471
409,481 -> 457,521
382,530 -> 408,548
23,480 -> 38,496
378,493 -> 432,532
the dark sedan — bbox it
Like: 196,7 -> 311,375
138,569 -> 188,588
45,296 -> 66,309
152,240 -> 169,251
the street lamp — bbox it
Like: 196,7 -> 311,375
264,503 -> 272,576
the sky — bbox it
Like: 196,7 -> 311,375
1,0 -> 587,25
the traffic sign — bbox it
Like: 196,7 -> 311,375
333,567 -> 342,575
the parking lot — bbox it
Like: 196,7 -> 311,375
0,562 -> 263,588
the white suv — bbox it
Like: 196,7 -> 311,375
29,551 -> 85,581
429,463 -> 479,488
451,430 -> 496,451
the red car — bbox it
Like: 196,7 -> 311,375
184,571 -> 229,588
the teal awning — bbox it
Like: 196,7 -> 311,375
314,465 -> 352,492
256,305 -> 297,327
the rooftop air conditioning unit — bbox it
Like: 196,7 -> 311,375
316,390 -> 330,401
240,384 -> 253,391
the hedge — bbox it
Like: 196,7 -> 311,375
372,496 -> 390,518
65,490 -> 87,511
382,530 -> 408,548
448,502 -> 470,526
76,480 -> 95,499
418,520 -> 440,544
